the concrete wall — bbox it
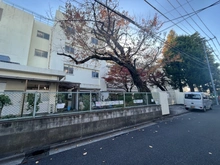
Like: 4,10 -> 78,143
0,105 -> 161,156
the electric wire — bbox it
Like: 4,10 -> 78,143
163,0 -> 220,23
210,39 -> 220,56
208,40 -> 220,61
186,0 -> 220,52
159,0 -> 220,33
176,0 -> 220,59
179,0 -> 211,38
94,0 -> 209,68
143,0 -> 190,35
167,0 -> 196,33
163,0 -> 194,16
186,0 -> 220,42
154,0 -> 192,34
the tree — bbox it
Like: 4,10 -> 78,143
103,63 -> 134,92
0,94 -> 12,118
57,0 -> 163,92
162,30 -> 185,92
162,30 -> 220,92
146,70 -> 168,91
104,62 -> 168,92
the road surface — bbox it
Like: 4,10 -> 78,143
21,106 -> 220,165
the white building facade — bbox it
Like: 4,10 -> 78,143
0,0 -> 107,93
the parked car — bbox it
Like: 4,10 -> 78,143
184,92 -> 212,112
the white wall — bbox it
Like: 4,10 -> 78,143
175,90 -> 184,104
27,21 -> 52,68
0,2 -> 34,65
0,3 -> 108,92
159,92 -> 170,115
50,10 -> 107,91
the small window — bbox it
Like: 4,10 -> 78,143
34,49 -> 48,58
185,94 -> 201,100
37,30 -> 50,40
65,45 -> 74,54
92,71 -> 99,78
0,8 -> 3,21
64,64 -> 74,74
66,26 -> 75,35
91,37 -> 98,45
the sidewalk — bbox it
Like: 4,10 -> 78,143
169,104 -> 188,116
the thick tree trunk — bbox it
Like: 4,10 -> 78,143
157,84 -> 166,91
127,65 -> 150,92
189,83 -> 194,92
178,78 -> 183,92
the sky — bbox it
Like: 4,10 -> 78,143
3,0 -> 220,62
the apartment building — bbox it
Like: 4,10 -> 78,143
0,0 -> 107,93
50,9 -> 107,92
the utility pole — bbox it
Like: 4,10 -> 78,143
202,40 -> 219,105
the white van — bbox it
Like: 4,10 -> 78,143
184,92 -> 212,112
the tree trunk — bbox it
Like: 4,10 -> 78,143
189,83 -> 194,92
156,84 -> 166,91
178,78 -> 183,92
127,65 -> 150,92
0,108 -> 2,118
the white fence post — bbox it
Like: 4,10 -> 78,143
146,93 -> 148,105
33,92 -> 38,117
90,91 -> 92,111
159,92 -> 170,115
123,92 -> 125,108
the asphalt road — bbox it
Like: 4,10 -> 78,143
21,106 -> 220,165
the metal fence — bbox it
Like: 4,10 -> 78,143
0,91 -> 160,120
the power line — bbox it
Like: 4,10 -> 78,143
143,0 -> 190,35
154,0 -> 192,34
159,0 -> 220,33
176,0 -> 220,58
176,0 -> 210,37
163,0 -> 194,16
94,0 -> 208,67
163,0 -> 220,23
167,0 -> 196,33
186,0 -> 220,50
207,40 -> 220,61
186,0 -> 219,39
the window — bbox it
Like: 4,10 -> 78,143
37,30 -> 50,40
91,37 -> 98,45
66,26 -> 75,35
185,94 -> 201,100
92,71 -> 99,78
0,8 -> 3,21
34,49 -> 48,58
0,55 -> 10,62
203,95 -> 208,99
65,45 -> 74,54
64,64 -> 74,74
